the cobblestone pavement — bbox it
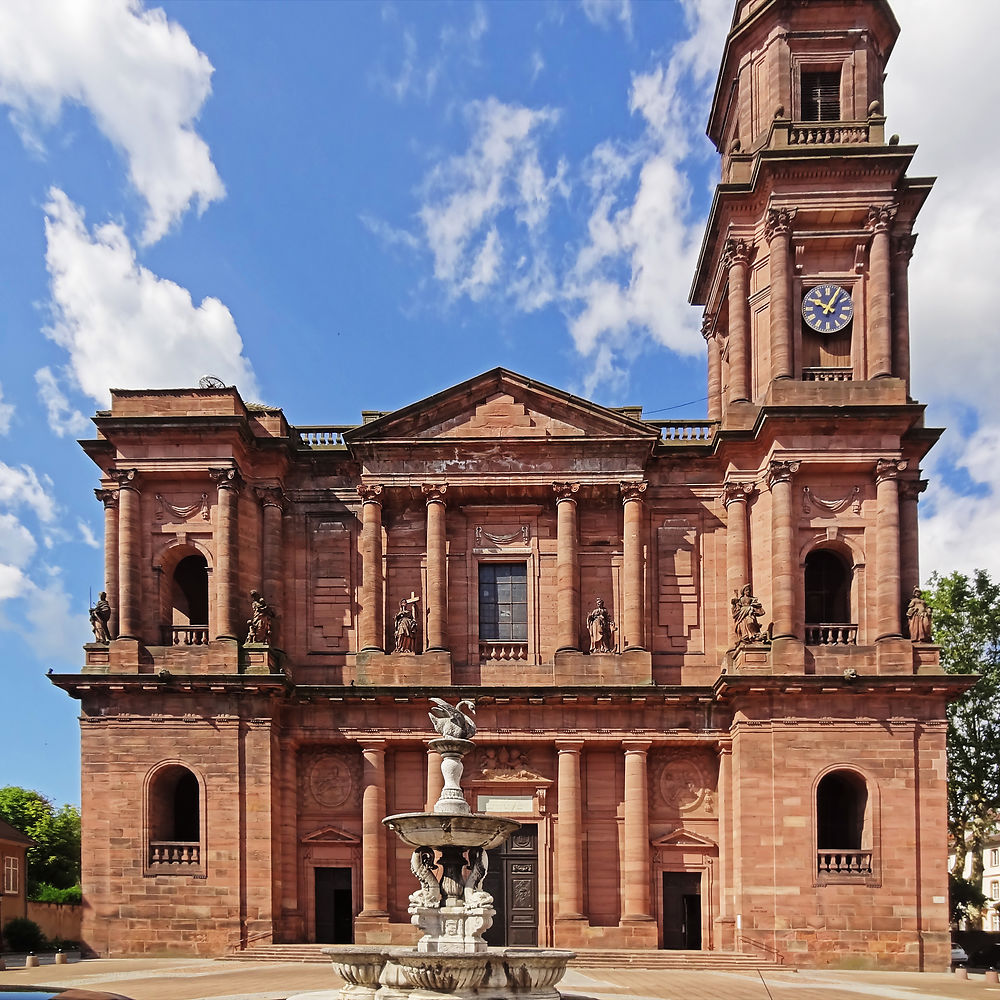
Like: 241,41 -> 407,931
0,958 -> 994,1000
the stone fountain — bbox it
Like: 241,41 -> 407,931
321,697 -> 574,1000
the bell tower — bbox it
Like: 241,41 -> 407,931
691,0 -> 933,417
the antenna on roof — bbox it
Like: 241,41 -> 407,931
199,375 -> 226,389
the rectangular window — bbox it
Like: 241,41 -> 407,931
801,70 -> 841,122
994,912 -> 1000,932
992,880 -> 999,901
3,856 -> 18,894
992,849 -> 999,868
478,564 -> 528,641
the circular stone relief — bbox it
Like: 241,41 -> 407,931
658,756 -> 708,813
308,751 -> 354,809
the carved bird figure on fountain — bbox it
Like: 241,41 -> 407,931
428,697 -> 477,739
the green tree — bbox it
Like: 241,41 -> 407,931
0,787 -> 81,898
928,570 -> 1000,925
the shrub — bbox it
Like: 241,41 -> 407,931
3,917 -> 46,953
33,882 -> 82,905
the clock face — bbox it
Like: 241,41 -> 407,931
802,284 -> 854,333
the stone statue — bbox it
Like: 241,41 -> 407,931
428,697 -> 477,740
463,847 -> 491,906
906,587 -> 933,642
245,590 -> 275,644
393,596 -> 420,653
587,597 -> 616,653
89,591 -> 112,644
731,584 -> 766,644
408,846 -> 441,909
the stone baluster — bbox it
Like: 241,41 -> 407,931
360,740 -> 388,916
553,482 -> 581,652
109,469 -> 140,641
255,487 -> 287,643
209,467 -> 243,641
724,237 -> 755,404
722,481 -> 756,603
767,460 -> 801,641
422,484 -> 448,652
620,482 -> 648,651
556,740 -> 584,918
892,233 -> 917,395
95,488 -> 120,640
622,740 -> 652,920
702,316 -> 722,421
358,485 -> 384,652
765,207 -> 796,380
866,205 -> 897,379
875,459 -> 907,640
899,479 -> 927,603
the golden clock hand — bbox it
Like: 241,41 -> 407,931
821,288 -> 841,314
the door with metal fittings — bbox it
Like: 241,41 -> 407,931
661,871 -> 701,949
483,823 -> 538,946
315,866 -> 353,943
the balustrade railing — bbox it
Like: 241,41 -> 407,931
788,122 -> 870,145
805,623 -> 859,646
802,367 -> 853,382
653,421 -> 718,443
294,425 -> 354,447
164,625 -> 209,646
149,841 -> 201,866
817,849 -> 872,876
479,641 -> 528,662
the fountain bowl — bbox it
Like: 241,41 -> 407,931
383,812 -> 521,849
321,945 -> 389,1000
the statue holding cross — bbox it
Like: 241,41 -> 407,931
393,592 -> 420,653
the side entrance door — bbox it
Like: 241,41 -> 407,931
483,823 -> 538,946
661,871 -> 701,950
315,866 -> 353,943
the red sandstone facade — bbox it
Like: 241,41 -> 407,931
54,0 -> 966,970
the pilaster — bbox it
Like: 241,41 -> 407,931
553,482 -> 581,653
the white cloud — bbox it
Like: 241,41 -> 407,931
0,564 -> 27,603
19,567 -> 87,663
41,188 -> 259,413
77,520 -> 100,549
0,461 -> 57,523
35,366 -> 90,437
0,383 -> 13,434
581,0 -> 633,39
0,512 -> 38,569
0,0 -> 224,244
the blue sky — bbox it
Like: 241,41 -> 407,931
0,0 -> 997,809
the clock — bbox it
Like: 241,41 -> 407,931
801,284 -> 854,333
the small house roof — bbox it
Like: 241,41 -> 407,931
0,817 -> 36,847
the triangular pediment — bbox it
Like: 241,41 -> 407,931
345,369 -> 657,443
301,825 -> 360,845
652,827 -> 718,850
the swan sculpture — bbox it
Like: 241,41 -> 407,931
428,697 -> 477,739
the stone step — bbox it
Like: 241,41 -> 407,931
222,945 -> 787,971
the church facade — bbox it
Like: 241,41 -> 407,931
54,0 -> 964,971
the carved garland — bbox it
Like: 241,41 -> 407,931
802,486 -> 861,516
155,493 -> 210,522
475,525 -> 529,546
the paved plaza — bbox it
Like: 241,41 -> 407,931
0,958 -> 994,1000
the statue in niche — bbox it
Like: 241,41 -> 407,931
731,584 -> 767,645
906,587 -> 933,642
587,597 -> 617,653
393,596 -> 420,653
89,591 -> 112,644
246,589 -> 275,644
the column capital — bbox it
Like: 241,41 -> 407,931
619,481 -> 648,504
209,466 -> 243,493
359,738 -> 388,755
254,485 -> 288,511
622,739 -> 652,754
723,236 -> 756,269
358,483 -> 384,505
721,480 -> 757,508
108,468 -> 139,491
701,314 -> 716,342
866,203 -> 897,234
892,232 -> 917,260
552,481 -> 580,503
555,739 -> 585,754
764,205 -> 796,242
421,483 -> 448,504
767,459 -> 800,488
875,458 -> 907,484
900,478 -> 928,502
94,487 -> 119,509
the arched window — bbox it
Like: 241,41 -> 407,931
147,764 -> 203,871
816,769 -> 872,877
169,553 -> 209,645
804,548 -> 855,644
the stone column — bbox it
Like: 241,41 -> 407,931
867,205 -> 896,379
622,740 -> 652,920
702,316 -> 722,421
875,459 -> 907,641
360,740 -> 388,916
765,207 -> 796,380
109,469 -> 140,640
620,482 -> 648,651
422,484 -> 448,652
553,483 -> 581,652
556,740 -> 584,918
722,481 -> 756,601
716,742 -> 733,925
95,488 -> 120,640
210,467 -> 243,641
425,743 -> 444,812
358,485 -> 384,652
892,233 -> 916,395
767,460 -> 801,641
255,487 -> 286,643
900,479 -> 927,605
724,238 -> 755,404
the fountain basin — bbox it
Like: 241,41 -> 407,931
383,812 -> 521,850
322,945 -> 389,1000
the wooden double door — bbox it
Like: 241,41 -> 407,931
483,823 -> 538,946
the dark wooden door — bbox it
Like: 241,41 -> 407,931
315,867 -> 353,943
661,871 -> 701,949
483,823 -> 538,946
